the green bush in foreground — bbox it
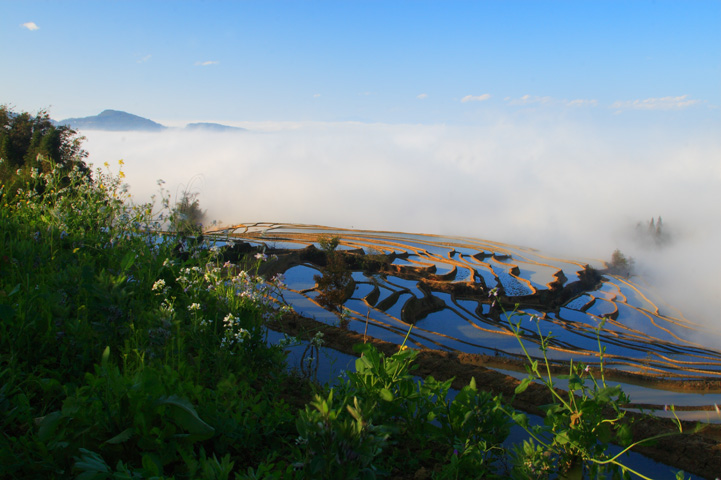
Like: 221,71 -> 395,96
0,159 -> 296,478
1,158 -> 694,479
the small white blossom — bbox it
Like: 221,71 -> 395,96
278,334 -> 300,348
188,303 -> 201,312
235,328 -> 249,342
223,313 -> 237,326
311,331 -> 325,347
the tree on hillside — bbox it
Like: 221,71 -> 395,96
171,191 -> 206,235
634,216 -> 671,248
0,105 -> 88,195
607,249 -> 634,278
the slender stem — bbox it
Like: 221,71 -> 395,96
400,323 -> 414,349
592,431 -> 684,466
363,310 -> 370,343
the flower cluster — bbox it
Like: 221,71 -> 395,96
277,333 -> 300,349
220,313 -> 250,349
152,278 -> 167,293
151,252 -> 294,354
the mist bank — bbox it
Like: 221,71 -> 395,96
82,116 -> 721,331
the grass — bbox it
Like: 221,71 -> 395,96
0,159 -> 694,479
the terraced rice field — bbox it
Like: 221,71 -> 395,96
208,222 -> 721,423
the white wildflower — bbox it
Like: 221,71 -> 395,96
152,279 -> 166,292
223,313 -> 237,327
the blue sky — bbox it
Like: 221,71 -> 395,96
2,0 -> 719,124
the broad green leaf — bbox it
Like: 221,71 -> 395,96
74,448 -> 110,479
379,388 -> 393,402
120,252 -> 136,272
37,411 -> 63,442
7,283 -> 21,297
555,430 -> 571,445
596,386 -> 620,403
347,405 -> 362,422
103,427 -> 134,445
567,374 -> 583,391
101,346 -> 110,368
157,395 -> 214,436
141,454 -> 162,476
512,412 -> 529,428
616,423 -> 632,447
515,376 -> 533,395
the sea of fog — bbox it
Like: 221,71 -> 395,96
81,118 -> 721,342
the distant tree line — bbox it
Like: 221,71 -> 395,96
0,105 -> 88,198
172,191 -> 207,235
635,216 -> 671,247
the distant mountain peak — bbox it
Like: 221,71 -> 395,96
56,110 -> 245,133
58,110 -> 166,132
184,122 -> 246,132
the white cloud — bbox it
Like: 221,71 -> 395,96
506,94 -> 553,106
461,94 -> 491,103
313,93 -> 321,98
21,22 -> 39,31
417,93 -> 428,100
565,98 -> 598,107
195,60 -> 219,66
611,95 -> 699,112
137,54 -> 152,63
505,95 -> 598,108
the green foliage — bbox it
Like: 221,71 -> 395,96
314,235 -> 353,316
294,390 -> 390,479
0,105 -> 88,200
301,340 -> 511,478
438,378 -> 510,478
0,158 -> 297,478
608,249 -> 634,277
495,298 -> 689,480
171,190 -> 206,235
318,235 -> 340,253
